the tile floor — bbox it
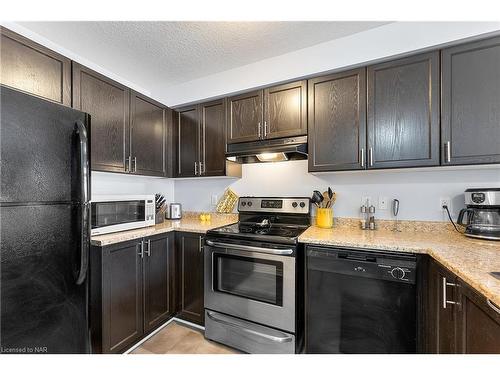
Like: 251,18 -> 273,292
130,321 -> 238,354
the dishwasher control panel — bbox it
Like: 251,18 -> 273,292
307,246 -> 418,284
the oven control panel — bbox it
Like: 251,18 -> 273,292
239,197 -> 310,214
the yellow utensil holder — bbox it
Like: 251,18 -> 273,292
316,208 -> 333,229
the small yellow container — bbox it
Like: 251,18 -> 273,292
316,208 -> 333,229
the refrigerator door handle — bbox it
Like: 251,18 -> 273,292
75,120 -> 90,285
75,120 -> 89,204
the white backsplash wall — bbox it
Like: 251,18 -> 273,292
91,172 -> 174,201
174,161 -> 500,222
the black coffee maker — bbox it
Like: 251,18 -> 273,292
458,188 -> 500,240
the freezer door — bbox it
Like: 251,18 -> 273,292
0,85 -> 90,204
0,204 -> 90,353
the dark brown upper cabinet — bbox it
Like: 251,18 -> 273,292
200,99 -> 226,176
226,81 -> 307,144
441,36 -> 500,166
176,232 -> 205,326
226,90 -> 263,144
175,105 -> 200,177
72,63 -> 130,173
130,91 -> 166,176
264,80 -> 307,139
175,100 -> 229,177
0,27 -> 71,106
367,51 -> 440,169
308,69 -> 367,172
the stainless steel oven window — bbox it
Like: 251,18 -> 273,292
91,200 -> 146,229
213,253 -> 284,306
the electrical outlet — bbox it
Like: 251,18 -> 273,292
378,196 -> 388,210
440,197 -> 451,211
211,194 -> 218,205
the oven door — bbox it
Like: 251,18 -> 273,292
91,199 -> 147,235
204,239 -> 296,333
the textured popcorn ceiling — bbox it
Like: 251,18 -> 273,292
19,21 -> 388,89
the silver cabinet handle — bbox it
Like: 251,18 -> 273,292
206,240 -> 294,255
198,161 -> 204,175
442,276 -> 460,309
133,156 -> 137,172
145,239 -> 151,257
444,141 -> 451,163
138,241 -> 144,258
487,299 -> 500,314
264,121 -> 268,138
360,148 -> 365,168
257,122 -> 261,139
199,236 -> 203,252
127,156 -> 132,172
194,161 -> 198,175
206,311 -> 293,343
368,147 -> 374,167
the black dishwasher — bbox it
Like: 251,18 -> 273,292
306,247 -> 418,354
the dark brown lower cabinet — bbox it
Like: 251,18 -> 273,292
427,259 -> 500,354
176,232 -> 205,325
90,232 -> 175,353
143,234 -> 176,333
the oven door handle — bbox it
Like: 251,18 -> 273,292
205,240 -> 294,255
206,311 -> 293,343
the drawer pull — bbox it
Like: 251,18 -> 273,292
487,299 -> 500,314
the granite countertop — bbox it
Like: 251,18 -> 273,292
299,223 -> 500,307
90,212 -> 238,247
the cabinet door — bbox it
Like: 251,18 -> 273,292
0,27 -> 71,106
176,232 -> 204,325
72,63 -> 130,173
308,69 -> 367,172
427,260 -> 458,354
264,80 -> 307,139
456,279 -> 500,354
441,36 -> 500,165
143,234 -> 175,333
226,90 -> 263,144
367,52 -> 440,169
102,241 -> 143,353
130,92 -> 165,176
200,99 -> 226,176
175,106 -> 200,177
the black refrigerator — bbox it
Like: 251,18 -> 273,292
0,85 -> 91,354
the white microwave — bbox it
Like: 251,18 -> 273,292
91,195 -> 156,236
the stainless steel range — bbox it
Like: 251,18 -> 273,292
204,197 -> 311,354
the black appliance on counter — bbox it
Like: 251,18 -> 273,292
204,197 -> 311,354
306,247 -> 420,354
0,86 -> 91,353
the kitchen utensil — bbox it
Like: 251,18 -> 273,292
322,191 -> 330,208
328,187 -> 334,205
330,191 -> 337,207
311,190 -> 324,208
392,199 -> 401,232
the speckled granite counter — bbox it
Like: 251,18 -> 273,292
299,224 -> 500,307
91,212 -> 237,247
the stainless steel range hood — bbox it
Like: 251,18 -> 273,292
226,135 -> 308,163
